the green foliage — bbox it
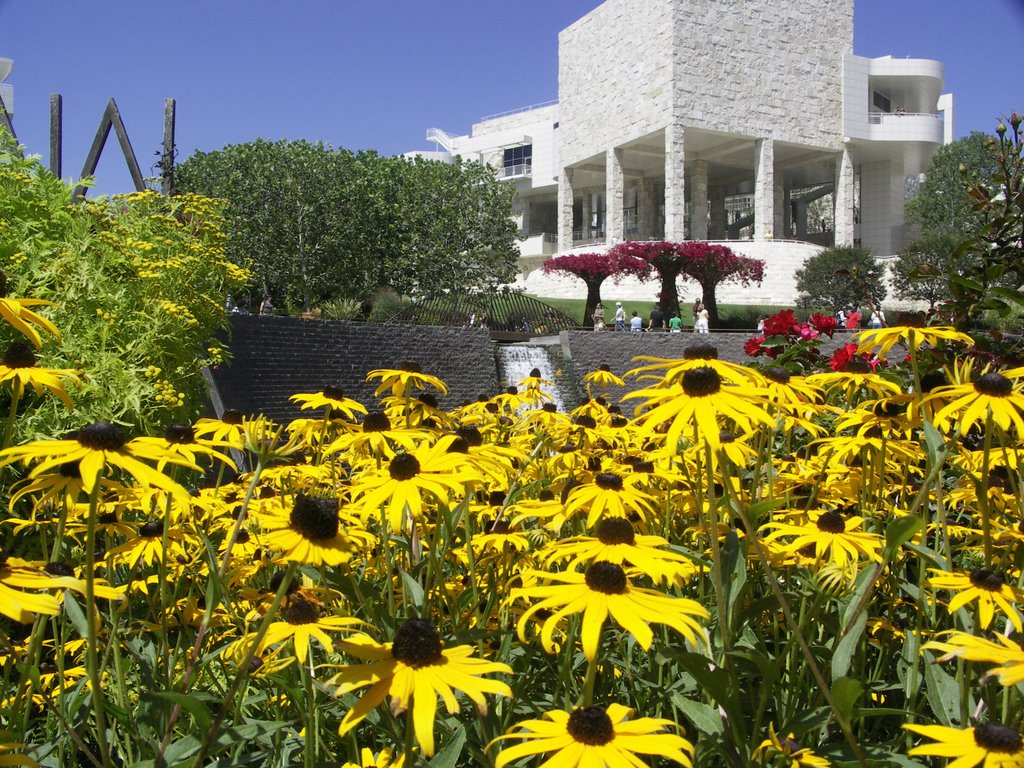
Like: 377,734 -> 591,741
175,140 -> 520,312
794,245 -> 886,312
319,296 -> 363,321
947,115 -> 1024,329
905,131 -> 999,238
891,232 -> 975,309
0,129 -> 249,438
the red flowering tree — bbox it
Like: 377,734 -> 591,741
607,241 -> 765,326
540,251 -> 651,325
606,241 -> 687,320
675,242 -> 765,326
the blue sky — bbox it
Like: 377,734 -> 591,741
1,0 -> 1021,196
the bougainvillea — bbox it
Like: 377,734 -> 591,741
540,251 -> 650,325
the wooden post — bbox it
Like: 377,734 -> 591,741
49,94 -> 62,178
161,98 -> 176,197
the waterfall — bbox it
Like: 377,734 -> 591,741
494,344 -> 574,412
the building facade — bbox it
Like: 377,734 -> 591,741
419,0 -> 951,303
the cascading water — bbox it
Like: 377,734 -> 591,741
495,344 -> 575,412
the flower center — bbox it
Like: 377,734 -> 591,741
974,723 -> 1023,753
289,494 -> 340,541
44,561 -> 75,577
321,385 -> 347,401
400,361 -> 423,373
164,424 -> 196,444
816,510 -> 846,534
363,411 -> 391,433
970,569 -> 1005,591
391,618 -> 444,667
574,414 -> 597,429
455,425 -> 483,447
284,598 -> 320,625
842,356 -> 871,374
585,561 -> 628,594
221,410 -> 245,425
682,367 -> 722,397
139,520 -> 164,538
684,343 -> 719,360
59,461 -> 81,479
567,706 -> 615,746
3,342 -> 36,368
975,372 -> 1013,397
764,367 -> 791,384
389,453 -> 421,481
77,422 -> 128,451
595,473 -> 623,491
594,517 -> 635,545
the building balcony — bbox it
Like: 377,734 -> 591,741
865,111 -> 944,143
499,163 -> 532,179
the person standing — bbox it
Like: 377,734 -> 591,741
845,306 -> 861,331
629,311 -> 643,332
592,302 -> 606,331
648,304 -> 665,332
614,302 -> 626,331
869,304 -> 886,328
695,303 -> 710,333
668,312 -> 682,332
259,296 -> 274,316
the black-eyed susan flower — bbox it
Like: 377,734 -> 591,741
489,702 -> 694,768
628,342 -> 764,387
0,342 -> 80,409
0,555 -> 81,622
192,409 -> 247,448
291,385 -> 368,421
856,325 -> 973,359
352,438 -> 482,533
0,422 -> 193,500
927,370 -> 1024,435
0,270 -> 61,348
925,631 -> 1024,687
260,493 -> 369,566
904,722 -> 1024,768
342,747 -> 405,768
540,517 -> 698,585
562,471 -> 655,528
512,561 -> 709,660
625,366 -> 771,449
326,411 -> 428,459
753,723 -> 831,767
106,519 -> 185,570
927,568 -> 1024,632
583,364 -> 626,397
760,509 -> 883,567
232,598 -> 364,665
330,619 -> 512,757
366,362 -> 448,400
133,422 -> 236,472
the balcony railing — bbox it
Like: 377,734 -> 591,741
868,111 -> 941,124
499,163 -> 532,179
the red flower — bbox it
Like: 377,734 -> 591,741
808,313 -> 838,338
744,335 -> 767,357
829,343 -> 858,371
763,310 -> 800,338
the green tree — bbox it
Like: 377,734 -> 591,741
891,232 -> 976,310
175,141 -> 519,311
794,245 -> 885,312
905,132 -> 999,238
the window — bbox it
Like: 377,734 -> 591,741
872,90 -> 892,113
502,144 -> 532,177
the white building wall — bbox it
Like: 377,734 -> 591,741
558,0 -> 676,166
673,0 -> 851,149
859,158 -> 905,257
449,105 -> 559,190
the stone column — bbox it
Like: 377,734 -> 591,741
638,177 -> 656,239
709,185 -> 727,240
558,168 -> 575,251
690,158 -> 709,240
834,146 -> 855,246
753,138 -> 774,240
794,199 -> 808,237
606,148 -> 624,243
664,122 -> 686,241
774,177 -> 786,239
782,187 -> 792,238
581,190 -> 592,241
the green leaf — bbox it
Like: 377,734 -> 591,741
883,515 -> 926,562
923,653 -> 961,725
721,529 -> 747,628
830,676 -> 862,724
832,591 -> 868,679
429,724 -> 467,768
398,568 -> 425,609
63,592 -> 90,640
145,690 -> 214,730
671,693 -> 724,735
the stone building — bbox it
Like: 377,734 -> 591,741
417,0 -> 952,305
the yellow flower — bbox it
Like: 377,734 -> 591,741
856,325 -> 974,358
926,370 -> 1024,435
290,385 -> 368,421
512,561 -> 709,660
925,631 -> 1024,687
561,471 -> 655,528
260,493 -> 370,567
229,598 -> 363,665
761,509 -> 883,566
926,568 -> 1024,632
489,703 -> 694,768
0,342 -> 80,408
905,722 -> 1024,768
753,723 -> 832,767
0,271 -> 61,348
366,362 -> 448,399
329,620 -> 511,757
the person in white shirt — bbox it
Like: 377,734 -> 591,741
614,302 -> 626,331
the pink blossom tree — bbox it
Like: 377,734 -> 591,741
540,251 -> 651,325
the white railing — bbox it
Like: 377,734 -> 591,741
480,99 -> 558,122
499,163 -> 532,179
425,127 -> 457,152
868,111 -> 942,124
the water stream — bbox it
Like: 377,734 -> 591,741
494,344 -> 576,412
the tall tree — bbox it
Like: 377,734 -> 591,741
606,241 -> 687,320
891,232 -> 975,310
175,141 -> 519,311
795,245 -> 885,312
540,251 -> 651,325
905,132 -> 999,238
